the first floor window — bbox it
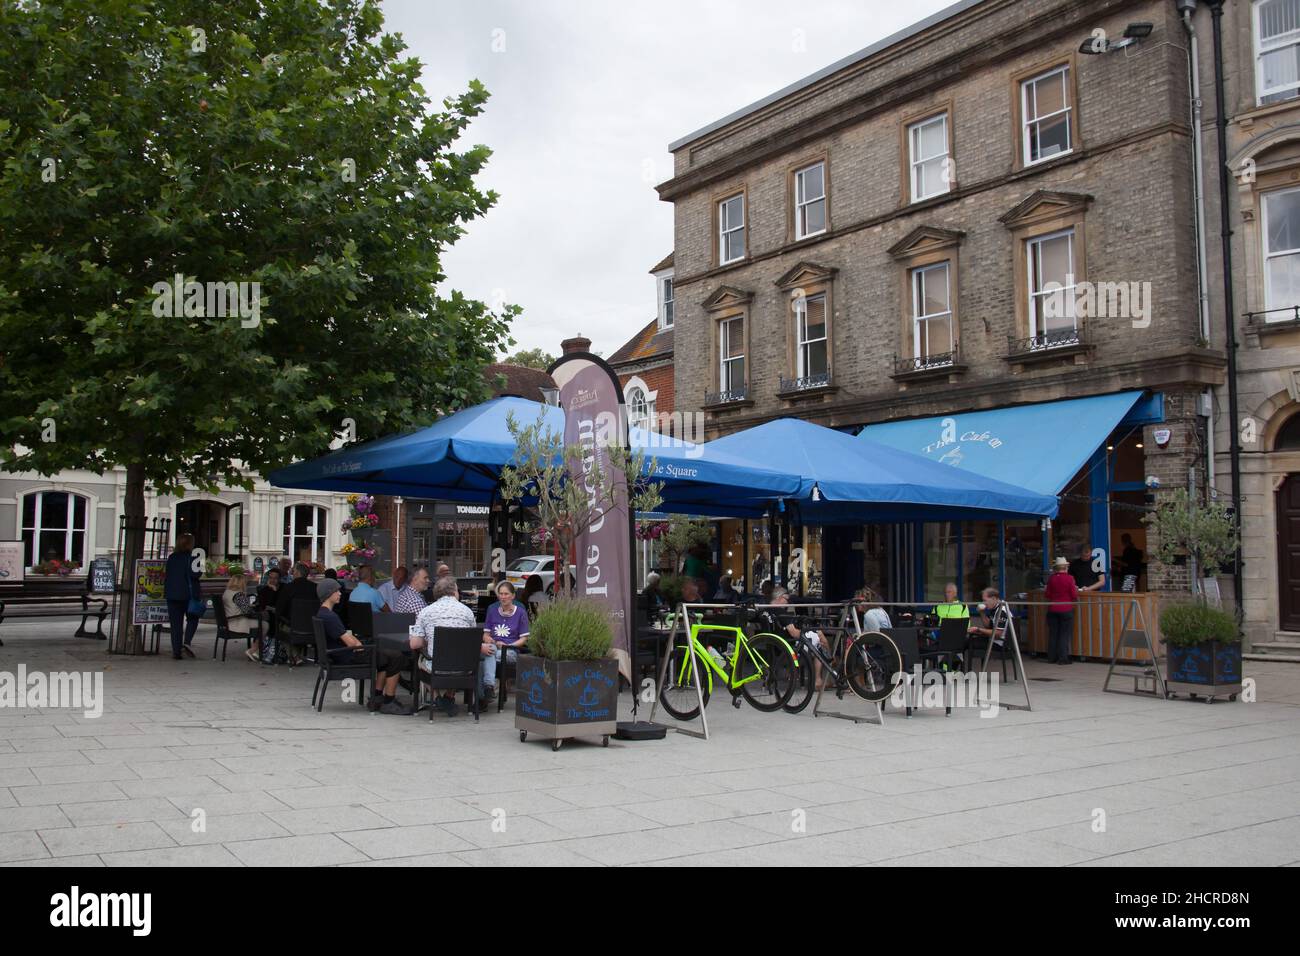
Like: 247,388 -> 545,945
1264,186 -> 1300,314
719,194 -> 745,264
795,293 -> 829,379
911,262 -> 953,362
909,114 -> 950,202
21,491 -> 88,567
626,386 -> 653,430
794,162 -> 827,239
1022,65 -> 1072,165
1028,229 -> 1077,339
1257,0 -> 1300,104
661,277 -> 674,328
284,504 -> 327,564
719,316 -> 745,393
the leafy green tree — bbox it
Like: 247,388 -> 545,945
661,516 -> 712,576
0,0 -> 517,650
505,347 -> 556,370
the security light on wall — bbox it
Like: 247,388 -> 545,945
1079,22 -> 1153,54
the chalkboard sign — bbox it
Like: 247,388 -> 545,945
89,558 -> 117,594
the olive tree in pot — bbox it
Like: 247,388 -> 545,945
1144,488 -> 1238,600
515,600 -> 620,750
1160,602 -> 1242,703
499,411 -> 663,750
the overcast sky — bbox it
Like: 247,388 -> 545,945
381,0 -> 955,359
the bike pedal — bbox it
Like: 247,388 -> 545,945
731,696 -> 742,710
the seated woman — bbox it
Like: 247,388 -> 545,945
482,580 -> 530,704
222,572 -> 264,662
256,567 -> 281,639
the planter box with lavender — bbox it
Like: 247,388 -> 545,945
514,600 -> 619,751
1161,602 -> 1242,703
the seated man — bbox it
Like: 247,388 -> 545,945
965,587 -> 1007,666
349,564 -> 389,613
931,582 -> 970,622
411,575 -> 494,717
390,566 -> 430,614
315,579 -> 410,715
377,565 -> 406,609
853,587 -> 892,632
768,587 -> 829,685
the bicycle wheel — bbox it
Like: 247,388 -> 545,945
658,642 -> 711,720
738,633 -> 796,712
781,642 -> 818,714
844,631 -> 902,703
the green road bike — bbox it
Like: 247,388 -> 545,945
658,618 -> 799,720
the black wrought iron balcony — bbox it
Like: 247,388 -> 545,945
893,350 -> 958,374
704,386 -> 749,406
1244,306 -> 1300,325
1006,325 -> 1089,356
778,371 -> 833,393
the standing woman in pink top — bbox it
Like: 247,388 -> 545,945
1044,556 -> 1079,665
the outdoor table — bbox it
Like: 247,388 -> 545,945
371,615 -> 422,712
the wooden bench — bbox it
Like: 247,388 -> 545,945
0,579 -> 111,645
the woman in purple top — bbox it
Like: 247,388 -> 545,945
482,581 -> 529,700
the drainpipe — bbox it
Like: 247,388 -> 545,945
1181,2 -> 1212,345
1206,0 -> 1245,610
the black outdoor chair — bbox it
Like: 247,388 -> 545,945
310,617 -> 374,712
418,626 -> 486,723
288,598 -> 318,665
883,627 -> 920,717
349,602 -> 374,642
209,595 -> 254,661
915,617 -> 969,716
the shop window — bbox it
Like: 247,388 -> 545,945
923,522 -> 959,601
962,522 -> 1000,598
1004,521 -> 1045,597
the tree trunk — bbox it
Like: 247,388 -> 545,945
111,462 -> 147,654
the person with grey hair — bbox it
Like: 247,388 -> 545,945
411,575 -> 493,717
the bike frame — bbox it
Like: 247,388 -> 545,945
673,622 -> 796,695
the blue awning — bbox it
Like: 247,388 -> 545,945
268,396 -> 800,514
706,418 -> 1058,519
855,391 -> 1161,496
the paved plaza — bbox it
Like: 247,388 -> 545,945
2,621 -> 1299,867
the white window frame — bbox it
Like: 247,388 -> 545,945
20,490 -> 89,568
911,262 -> 954,362
794,162 -> 827,240
908,114 -> 950,203
718,194 -> 745,265
1262,185 -> 1300,316
719,316 -> 745,393
626,386 -> 653,430
660,275 -> 674,329
795,293 -> 829,379
1255,0 -> 1300,105
1027,228 -> 1077,338
1021,65 -> 1073,166
283,504 -> 328,564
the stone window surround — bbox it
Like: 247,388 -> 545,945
1010,54 -> 1081,172
787,152 -> 831,244
898,100 -> 957,206
712,185 -> 749,269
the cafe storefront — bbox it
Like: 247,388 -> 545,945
404,500 -> 491,577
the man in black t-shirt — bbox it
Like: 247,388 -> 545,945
316,579 -> 411,716
1068,544 -> 1106,592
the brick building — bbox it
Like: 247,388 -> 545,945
656,0 -> 1229,626
608,253 -> 676,433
